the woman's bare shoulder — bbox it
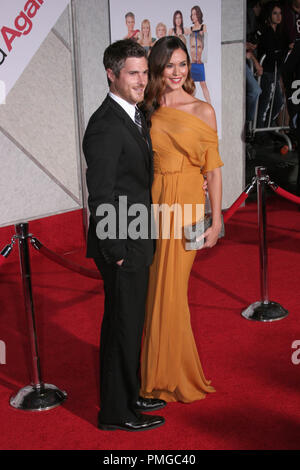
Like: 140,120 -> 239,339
186,100 -> 217,130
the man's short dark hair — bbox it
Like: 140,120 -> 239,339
103,40 -> 147,84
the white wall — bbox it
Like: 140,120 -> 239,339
0,4 -> 82,227
220,0 -> 245,208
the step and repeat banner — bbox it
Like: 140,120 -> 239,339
0,0 -> 70,104
109,0 -> 222,135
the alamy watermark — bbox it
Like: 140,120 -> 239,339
95,196 -> 205,241
291,340 -> 300,365
0,340 -> 6,365
291,80 -> 300,105
0,80 -> 6,105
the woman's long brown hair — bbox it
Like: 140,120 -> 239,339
142,36 -> 195,126
173,10 -> 184,35
191,6 -> 203,25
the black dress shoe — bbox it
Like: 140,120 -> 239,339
98,413 -> 165,432
135,396 -> 166,411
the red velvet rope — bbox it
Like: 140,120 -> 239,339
270,185 -> 300,205
0,256 -> 6,268
37,244 -> 101,280
223,191 -> 249,223
29,188 -> 249,279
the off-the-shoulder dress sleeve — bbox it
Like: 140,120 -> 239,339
201,140 -> 224,174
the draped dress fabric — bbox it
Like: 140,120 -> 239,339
140,106 -> 224,403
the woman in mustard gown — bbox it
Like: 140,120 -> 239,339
140,36 -> 223,403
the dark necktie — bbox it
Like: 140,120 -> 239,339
135,106 -> 144,133
135,106 -> 150,150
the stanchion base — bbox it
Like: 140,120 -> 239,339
241,301 -> 288,322
10,383 -> 67,411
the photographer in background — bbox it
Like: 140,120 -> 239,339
281,0 -> 300,197
246,1 -> 263,137
281,0 -> 300,131
256,2 -> 288,128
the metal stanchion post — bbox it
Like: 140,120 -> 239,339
241,167 -> 289,321
10,223 -> 67,411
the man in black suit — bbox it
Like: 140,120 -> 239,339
82,40 -> 165,431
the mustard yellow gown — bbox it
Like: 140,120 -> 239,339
140,107 -> 224,403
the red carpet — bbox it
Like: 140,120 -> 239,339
0,196 -> 300,450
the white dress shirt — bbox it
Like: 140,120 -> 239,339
109,92 -> 136,122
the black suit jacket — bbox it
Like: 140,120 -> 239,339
82,95 -> 155,271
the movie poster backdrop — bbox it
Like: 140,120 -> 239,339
109,0 -> 222,135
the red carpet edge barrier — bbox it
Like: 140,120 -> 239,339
30,237 -> 101,280
4,173 -> 299,282
269,182 -> 300,205
0,183 -> 254,276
